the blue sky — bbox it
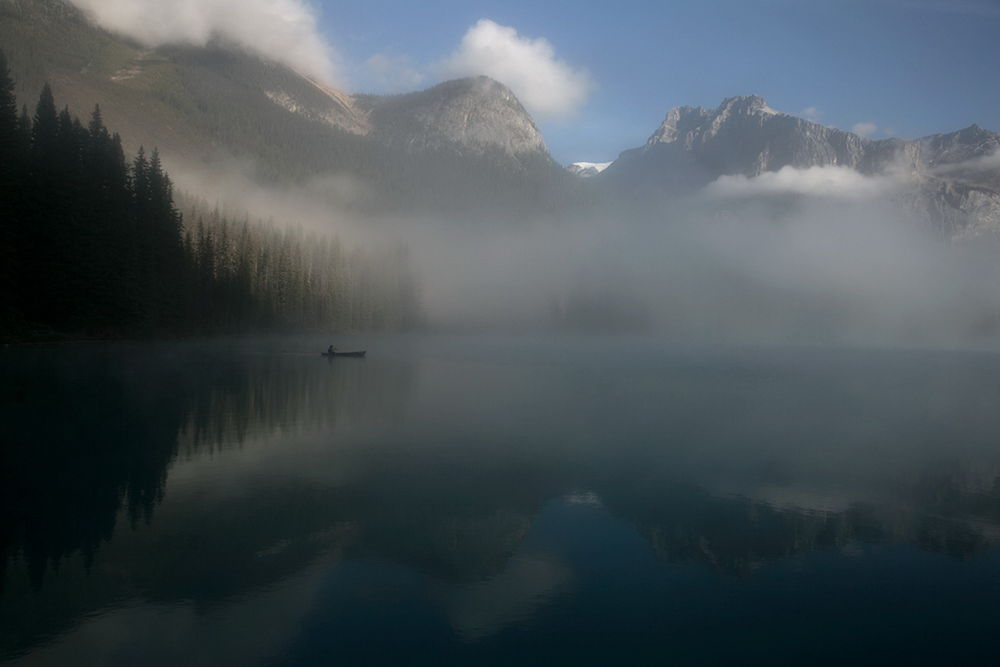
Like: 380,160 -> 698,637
314,0 -> 1000,164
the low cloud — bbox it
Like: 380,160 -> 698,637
930,148 -> 1000,179
705,165 -> 898,200
852,121 -> 878,138
950,148 -> 1000,170
441,19 -> 595,120
68,0 -> 342,85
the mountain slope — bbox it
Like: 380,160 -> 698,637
0,0 -> 569,219
601,94 -> 1000,237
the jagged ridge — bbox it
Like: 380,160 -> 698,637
601,94 -> 1000,237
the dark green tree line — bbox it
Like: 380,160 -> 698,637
178,203 -> 420,332
0,53 -> 419,339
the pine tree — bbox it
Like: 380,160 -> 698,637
0,50 -> 18,160
0,51 -> 20,324
17,105 -> 31,151
31,83 -> 59,165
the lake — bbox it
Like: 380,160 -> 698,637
3,336 -> 1000,665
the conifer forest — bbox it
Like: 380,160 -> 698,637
0,51 -> 419,341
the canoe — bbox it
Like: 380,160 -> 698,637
321,350 -> 366,358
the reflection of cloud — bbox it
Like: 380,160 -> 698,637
10,556 -> 336,667
564,490 -> 604,507
705,165 -> 898,199
68,0 -> 342,85
441,19 -> 595,120
439,555 -> 571,640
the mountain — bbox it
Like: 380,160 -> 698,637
3,0 -> 999,234
608,94 -> 868,187
358,77 -> 546,160
0,0 -> 569,219
566,161 -> 612,178
601,94 -> 1000,238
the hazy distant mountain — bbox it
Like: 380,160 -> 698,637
0,0 -> 569,219
601,94 -> 1000,238
566,162 -> 612,178
605,94 -> 868,189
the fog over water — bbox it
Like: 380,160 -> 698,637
171,156 -> 1000,346
5,337 -> 1000,665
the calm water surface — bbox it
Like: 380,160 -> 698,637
3,336 -> 1000,665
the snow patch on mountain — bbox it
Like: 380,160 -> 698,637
567,161 -> 612,177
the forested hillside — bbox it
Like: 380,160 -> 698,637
0,0 -> 578,222
0,51 -> 419,341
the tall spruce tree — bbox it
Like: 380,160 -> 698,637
0,51 -> 20,323
31,84 -> 59,165
0,51 -> 18,159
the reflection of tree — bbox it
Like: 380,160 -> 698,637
0,344 -> 414,594
1,349 -> 184,591
9,342 -> 1000,659
0,435 -> 552,659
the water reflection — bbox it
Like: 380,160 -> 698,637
3,338 -> 1000,663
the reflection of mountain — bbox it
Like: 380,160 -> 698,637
7,341 -> 1000,659
598,470 -> 1000,576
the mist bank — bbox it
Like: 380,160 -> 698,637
170,152 -> 1000,347
411,202 -> 1000,346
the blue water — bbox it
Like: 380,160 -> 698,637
3,336 -> 1000,665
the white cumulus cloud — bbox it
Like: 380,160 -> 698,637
706,165 -> 898,200
441,19 -> 595,120
852,121 -> 878,138
67,0 -> 342,85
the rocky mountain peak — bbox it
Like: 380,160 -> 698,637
718,94 -> 773,115
919,124 -> 1000,170
361,76 -> 548,159
646,94 -> 783,149
631,94 -> 869,180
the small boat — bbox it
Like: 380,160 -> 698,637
321,349 -> 366,358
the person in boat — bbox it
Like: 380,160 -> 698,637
327,345 -> 335,354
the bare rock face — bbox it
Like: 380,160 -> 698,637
602,94 -> 1000,239
359,76 -> 548,160
608,95 -> 869,191
646,95 -> 868,174
263,75 -> 550,163
263,77 -> 371,137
